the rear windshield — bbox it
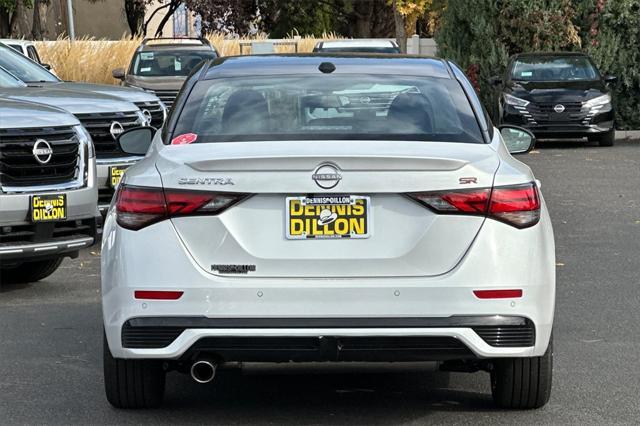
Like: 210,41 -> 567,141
130,50 -> 217,77
511,56 -> 600,81
173,75 -> 484,143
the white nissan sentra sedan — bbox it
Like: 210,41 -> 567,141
101,54 -> 555,409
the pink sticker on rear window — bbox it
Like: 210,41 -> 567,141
171,133 -> 198,145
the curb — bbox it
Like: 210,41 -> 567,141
616,130 -> 640,141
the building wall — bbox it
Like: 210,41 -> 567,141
72,0 -> 130,39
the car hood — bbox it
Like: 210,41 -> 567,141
0,97 -> 79,129
508,80 -> 608,103
125,75 -> 186,91
0,86 -> 140,114
44,81 -> 162,103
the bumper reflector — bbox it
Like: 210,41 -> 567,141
134,290 -> 184,300
473,289 -> 523,299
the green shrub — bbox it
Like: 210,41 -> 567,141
436,0 -> 640,129
581,0 -> 640,129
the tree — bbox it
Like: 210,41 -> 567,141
436,0 -> 582,116
180,0 -> 256,36
578,0 -> 640,129
124,0 -> 146,37
181,0 -> 394,39
390,0 -> 431,52
142,0 -> 182,37
30,0 -> 48,39
0,0 -> 32,37
435,0 -> 640,128
258,0 -> 343,38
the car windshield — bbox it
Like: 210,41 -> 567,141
0,66 -> 26,87
130,50 -> 217,77
173,74 -> 484,143
0,44 -> 59,83
511,56 -> 600,81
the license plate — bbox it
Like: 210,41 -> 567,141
109,165 -> 129,188
286,195 -> 370,240
31,194 -> 67,222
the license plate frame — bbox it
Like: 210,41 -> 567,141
109,165 -> 129,189
285,195 -> 371,240
30,193 -> 67,223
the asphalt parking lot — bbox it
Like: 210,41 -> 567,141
1,139 -> 639,425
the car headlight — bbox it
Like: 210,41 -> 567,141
125,83 -> 155,93
74,124 -> 94,158
584,93 -> 611,108
504,93 -> 530,107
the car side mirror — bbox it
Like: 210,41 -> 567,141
112,68 -> 126,80
489,75 -> 502,87
117,127 -> 154,155
41,63 -> 52,70
498,125 -> 535,154
604,75 -> 617,84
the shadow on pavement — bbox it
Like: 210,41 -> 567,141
107,365 -> 505,423
534,138 -> 598,149
0,281 -> 32,294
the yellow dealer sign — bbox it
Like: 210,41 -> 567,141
31,194 -> 67,222
286,195 -> 370,239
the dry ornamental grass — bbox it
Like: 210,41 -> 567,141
34,33 -> 338,85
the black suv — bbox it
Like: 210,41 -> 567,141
494,52 -> 616,146
112,37 -> 219,110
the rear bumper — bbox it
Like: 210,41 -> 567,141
120,316 -> 535,362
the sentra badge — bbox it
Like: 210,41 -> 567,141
178,177 -> 235,185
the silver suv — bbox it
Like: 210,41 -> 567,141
0,66 -> 148,213
0,98 -> 98,286
0,43 -> 167,129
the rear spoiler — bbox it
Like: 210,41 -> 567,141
141,37 -> 211,47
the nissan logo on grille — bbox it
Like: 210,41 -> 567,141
32,139 -> 53,164
553,104 -> 565,113
110,121 -> 124,140
312,163 -> 342,189
141,109 -> 152,126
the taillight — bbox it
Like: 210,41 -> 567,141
407,183 -> 540,228
115,184 -> 249,230
115,186 -> 166,230
410,189 -> 490,213
488,185 -> 540,228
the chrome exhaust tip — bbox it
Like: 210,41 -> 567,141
190,359 -> 217,384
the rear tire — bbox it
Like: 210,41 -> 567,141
490,336 -> 553,409
103,333 -> 166,408
0,258 -> 63,284
597,130 -> 615,147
